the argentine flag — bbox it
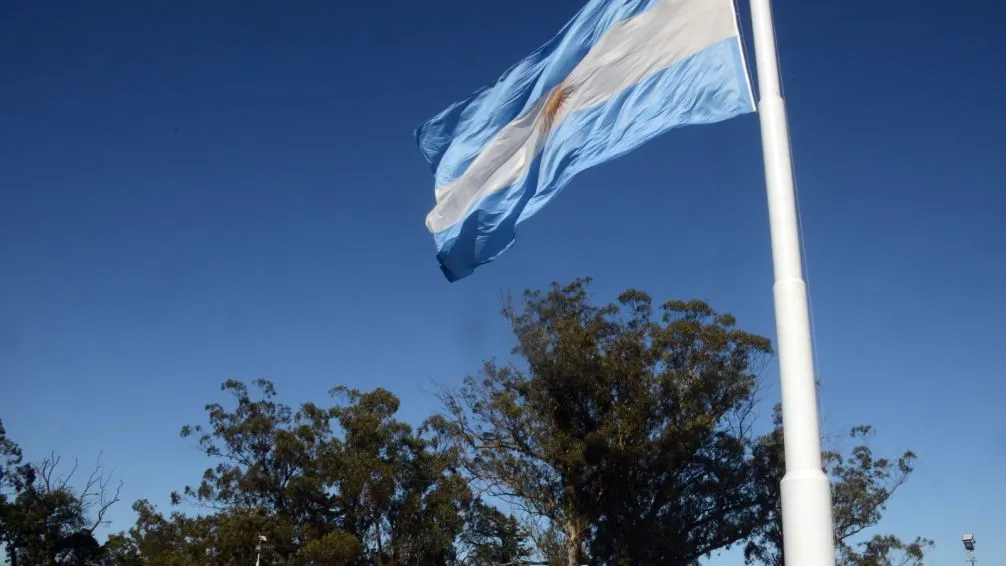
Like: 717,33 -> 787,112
416,0 -> 754,281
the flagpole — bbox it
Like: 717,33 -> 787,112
748,1 -> 836,565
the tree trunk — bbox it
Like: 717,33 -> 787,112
564,522 -> 581,566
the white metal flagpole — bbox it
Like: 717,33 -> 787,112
748,0 -> 837,565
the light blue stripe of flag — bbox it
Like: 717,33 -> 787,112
416,0 -> 755,281
417,0 -> 661,189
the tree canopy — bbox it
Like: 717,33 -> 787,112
434,278 -> 776,564
2,278 -> 928,566
110,379 -> 528,565
1,421 -> 121,566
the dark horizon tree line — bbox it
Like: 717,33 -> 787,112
1,278 -> 931,565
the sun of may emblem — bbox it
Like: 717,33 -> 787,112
541,83 -> 573,132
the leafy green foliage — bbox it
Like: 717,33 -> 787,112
457,500 -> 533,565
436,278 -> 776,565
109,379 -> 529,565
830,426 -> 933,566
2,279 -> 929,566
0,424 -> 121,566
326,385 -> 472,565
838,535 -> 933,566
744,409 -> 931,566
174,378 -> 345,563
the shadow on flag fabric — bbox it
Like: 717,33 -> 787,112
415,0 -> 755,282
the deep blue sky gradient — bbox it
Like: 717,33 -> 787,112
2,1 -> 1004,563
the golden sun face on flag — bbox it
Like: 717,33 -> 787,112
541,83 -> 572,132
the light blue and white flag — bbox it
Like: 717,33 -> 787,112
416,0 -> 754,281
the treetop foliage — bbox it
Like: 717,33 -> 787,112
1,278 -> 927,566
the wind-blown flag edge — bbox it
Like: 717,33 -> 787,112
416,0 -> 755,282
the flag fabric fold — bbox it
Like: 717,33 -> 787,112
416,0 -> 754,281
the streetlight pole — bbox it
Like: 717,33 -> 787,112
255,535 -> 267,566
962,533 -> 976,566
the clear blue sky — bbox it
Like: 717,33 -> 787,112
1,0 -> 1003,563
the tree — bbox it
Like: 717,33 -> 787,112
744,410 -> 932,566
0,418 -> 31,565
105,378 -> 364,565
456,500 -> 533,565
326,385 -> 472,565
0,419 -> 30,494
112,379 -> 529,565
436,278 -> 776,565
172,378 -> 365,564
0,420 -> 122,566
104,499 -> 227,566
